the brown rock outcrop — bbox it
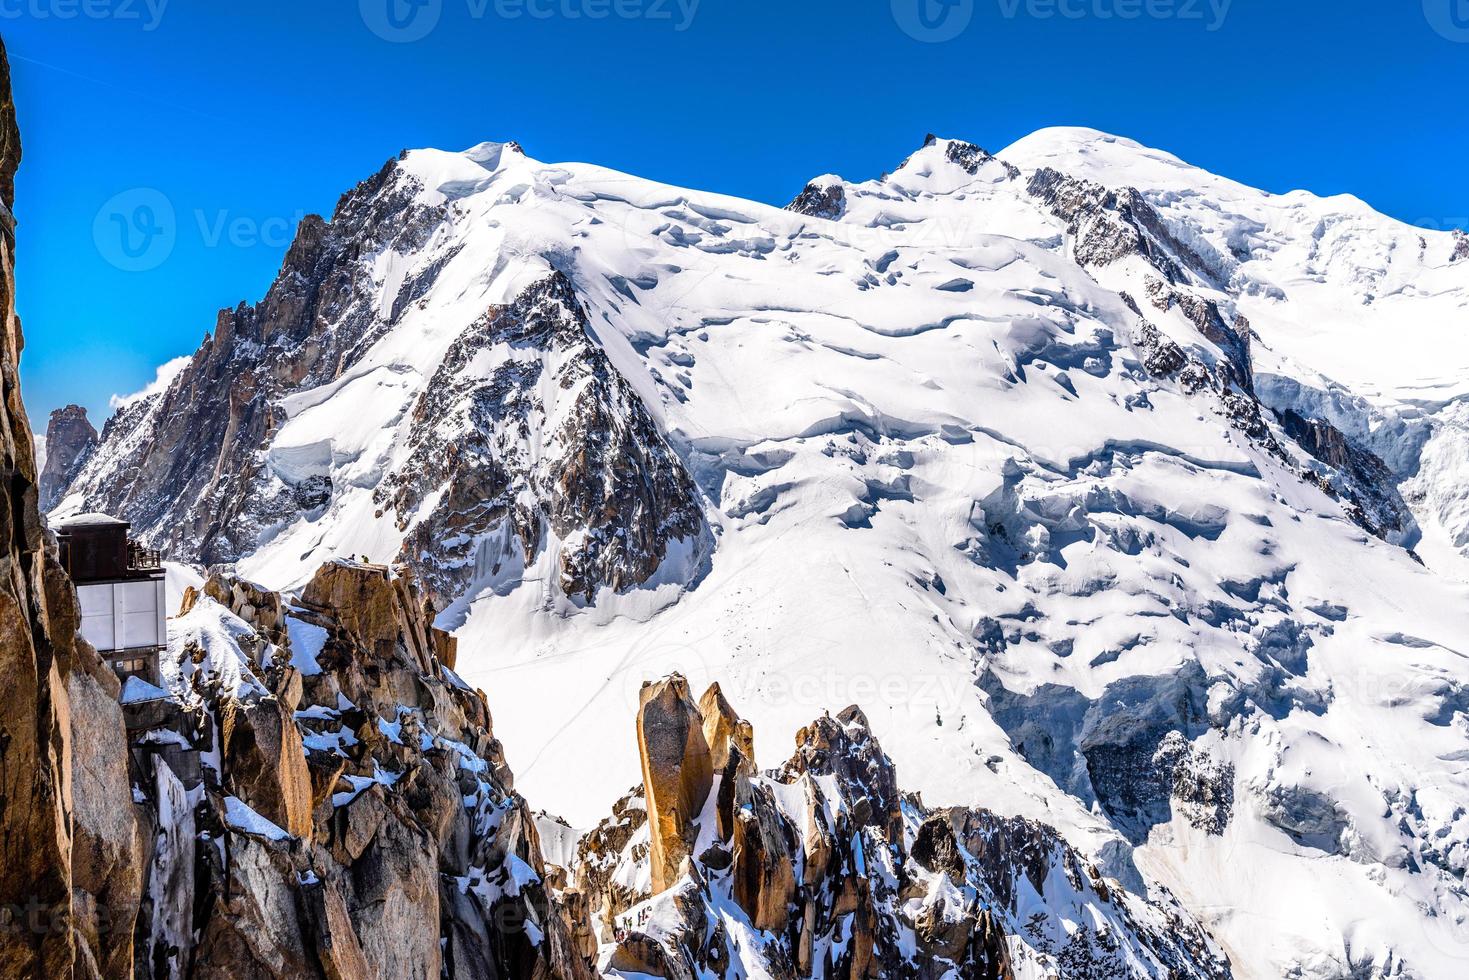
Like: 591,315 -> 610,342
299,560 -> 405,666
0,39 -> 142,979
204,570 -> 287,638
300,878 -> 372,980
578,681 -> 1232,980
781,705 -> 904,843
698,681 -> 754,777
135,561 -> 599,979
219,694 -> 315,839
637,674 -> 714,894
572,786 -> 649,929
726,776 -> 797,932
65,649 -> 147,979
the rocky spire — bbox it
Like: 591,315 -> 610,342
635,673 -> 713,894
38,403 -> 97,510
697,680 -> 754,777
583,675 -> 1232,978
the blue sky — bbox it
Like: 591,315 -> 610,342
5,0 -> 1467,425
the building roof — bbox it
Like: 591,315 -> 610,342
52,511 -> 129,530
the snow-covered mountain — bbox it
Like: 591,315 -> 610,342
55,128 -> 1469,979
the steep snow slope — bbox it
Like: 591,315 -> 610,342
56,132 -> 1469,979
1005,127 -> 1469,575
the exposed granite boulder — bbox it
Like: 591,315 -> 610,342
218,693 -> 314,839
38,403 -> 97,510
299,560 -> 408,667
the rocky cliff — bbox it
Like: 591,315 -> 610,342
38,403 -> 97,510
0,37 -> 145,979
568,673 -> 1232,979
0,45 -> 601,979
119,561 -> 596,979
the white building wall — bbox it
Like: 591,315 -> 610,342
76,579 -> 166,653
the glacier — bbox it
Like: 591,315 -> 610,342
53,127 -> 1469,979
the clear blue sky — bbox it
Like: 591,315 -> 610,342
5,0 -> 1466,425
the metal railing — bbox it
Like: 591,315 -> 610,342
127,543 -> 163,571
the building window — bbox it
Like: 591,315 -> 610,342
112,655 -> 150,679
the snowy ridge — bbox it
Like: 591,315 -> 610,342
55,128 -> 1469,978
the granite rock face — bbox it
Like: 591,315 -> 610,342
38,403 -> 98,510
786,179 -> 847,220
635,674 -> 713,894
131,561 -> 599,979
379,271 -> 707,607
0,38 -> 142,979
567,673 -> 1234,979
